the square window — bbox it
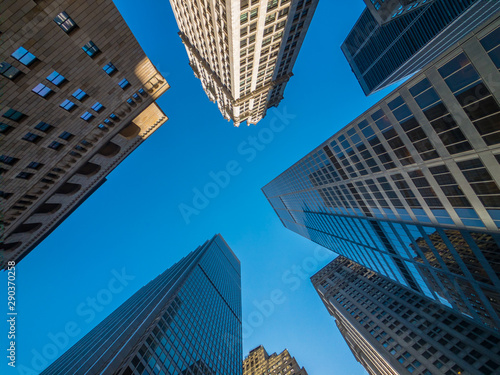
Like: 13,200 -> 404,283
35,122 -> 52,132
2,109 -> 25,122
48,141 -> 63,150
27,161 -> 42,169
16,171 -> 33,180
91,102 -> 104,112
82,41 -> 100,57
80,112 -> 94,121
11,47 -> 36,66
54,11 -> 77,33
0,155 -> 19,165
72,89 -> 87,101
32,83 -> 52,98
103,62 -> 117,75
22,132 -> 41,143
59,131 -> 73,140
60,99 -> 76,111
118,79 -> 130,89
0,122 -> 13,134
46,71 -> 66,86
0,62 -> 21,80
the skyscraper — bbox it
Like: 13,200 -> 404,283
312,256 -> 500,375
343,0 -> 500,95
0,0 -> 169,268
41,234 -> 242,375
263,16 -> 500,329
363,0 -> 437,26
243,345 -> 308,375
168,0 -> 318,126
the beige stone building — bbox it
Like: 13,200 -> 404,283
0,0 -> 169,268
243,345 -> 308,375
169,0 -> 318,126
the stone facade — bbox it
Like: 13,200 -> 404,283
169,0 -> 318,126
243,345 -> 308,375
0,0 -> 170,268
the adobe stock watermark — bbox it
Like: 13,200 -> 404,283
178,106 -> 296,224
16,268 -> 135,375
242,246 -> 335,340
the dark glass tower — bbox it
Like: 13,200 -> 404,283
263,17 -> 500,330
311,256 -> 500,375
342,0 -> 500,95
41,234 -> 242,375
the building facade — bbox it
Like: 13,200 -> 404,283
312,256 -> 500,375
41,234 -> 242,375
168,0 -> 318,126
0,0 -> 170,268
363,0 -> 438,26
243,345 -> 308,375
263,16 -> 500,329
343,0 -> 500,95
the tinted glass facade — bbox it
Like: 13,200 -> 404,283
342,0 -> 500,95
41,234 -> 242,375
264,18 -> 500,329
312,256 -> 500,375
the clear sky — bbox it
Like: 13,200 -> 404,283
2,1 -> 400,374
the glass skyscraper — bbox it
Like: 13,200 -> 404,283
342,0 -> 500,95
41,234 -> 242,375
311,256 -> 500,375
263,17 -> 500,330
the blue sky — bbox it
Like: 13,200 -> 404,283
2,1 -> 399,374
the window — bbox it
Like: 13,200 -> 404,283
32,83 -> 53,98
54,11 -> 77,33
72,89 -> 87,101
80,112 -> 94,121
0,122 -> 13,134
22,132 -> 41,143
118,78 -> 130,89
60,99 -> 76,111
0,191 -> 13,199
91,102 -> 104,112
2,109 -> 25,122
82,41 -> 99,57
0,155 -> 19,165
127,98 -> 134,105
132,93 -> 140,100
103,62 -> 117,75
98,124 -> 107,130
109,113 -> 118,120
103,119 -> 112,125
35,122 -> 53,132
46,71 -> 66,86
11,47 -> 36,66
0,62 -> 21,80
80,140 -> 91,146
16,172 -> 33,180
48,141 -> 63,150
59,131 -> 73,140
138,88 -> 146,96
27,161 -> 42,170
